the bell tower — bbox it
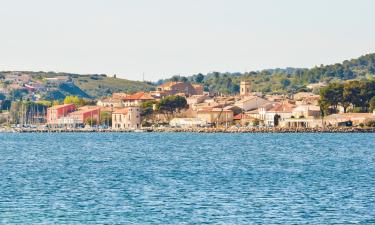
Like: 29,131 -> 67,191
240,81 -> 251,96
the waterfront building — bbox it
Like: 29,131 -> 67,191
112,106 -> 141,129
196,108 -> 234,125
259,102 -> 295,127
68,107 -> 101,125
47,104 -> 76,126
169,118 -> 208,128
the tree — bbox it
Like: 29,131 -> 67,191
280,78 -> 291,88
360,81 -> 375,110
319,83 -> 343,114
180,76 -> 188,83
140,100 -> 156,118
370,96 -> 375,112
1,100 -> 11,110
156,95 -> 187,117
195,73 -> 205,83
99,111 -> 112,126
64,96 -> 86,107
10,89 -> 28,100
171,75 -> 180,82
343,81 -> 362,110
52,100 -> 60,106
85,118 -> 98,126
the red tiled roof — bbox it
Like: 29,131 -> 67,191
124,92 -> 155,101
268,103 -> 295,113
49,104 -> 75,110
69,107 -> 100,115
113,108 -> 129,114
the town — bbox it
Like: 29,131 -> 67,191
0,72 -> 374,132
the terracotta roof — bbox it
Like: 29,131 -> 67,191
49,104 -> 75,110
113,108 -> 129,114
124,92 -> 155,101
268,102 -> 295,113
69,107 -> 100,115
112,93 -> 129,100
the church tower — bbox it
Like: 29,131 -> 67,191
240,81 -> 251,96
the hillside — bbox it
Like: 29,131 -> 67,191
0,71 -> 155,100
71,74 -> 154,98
158,53 -> 375,94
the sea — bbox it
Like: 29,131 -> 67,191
0,133 -> 375,224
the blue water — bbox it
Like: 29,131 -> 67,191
1,133 -> 375,224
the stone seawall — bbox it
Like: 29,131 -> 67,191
3,127 -> 375,133
147,127 -> 375,133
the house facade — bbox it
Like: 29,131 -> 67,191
259,102 -> 295,127
112,106 -> 141,129
196,108 -> 234,125
47,104 -> 76,125
68,107 -> 101,125
156,82 -> 203,96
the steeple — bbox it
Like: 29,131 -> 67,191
240,80 -> 251,96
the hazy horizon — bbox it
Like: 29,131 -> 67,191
1,0 -> 374,81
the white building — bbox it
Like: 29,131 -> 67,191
169,118 -> 208,128
112,106 -> 141,129
259,102 -> 295,127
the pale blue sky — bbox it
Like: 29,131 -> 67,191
0,0 -> 374,81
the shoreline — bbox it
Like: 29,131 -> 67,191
1,127 -> 375,133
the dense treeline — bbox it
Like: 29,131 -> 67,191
319,80 -> 375,115
158,53 -> 375,94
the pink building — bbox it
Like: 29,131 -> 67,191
69,107 -> 101,125
47,104 -> 76,125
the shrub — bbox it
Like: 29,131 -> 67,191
365,120 -> 375,127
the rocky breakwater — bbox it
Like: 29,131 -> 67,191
146,127 -> 375,133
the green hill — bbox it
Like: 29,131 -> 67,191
71,74 -> 155,98
158,53 -> 375,94
0,71 -> 155,100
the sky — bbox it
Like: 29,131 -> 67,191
0,0 -> 374,81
